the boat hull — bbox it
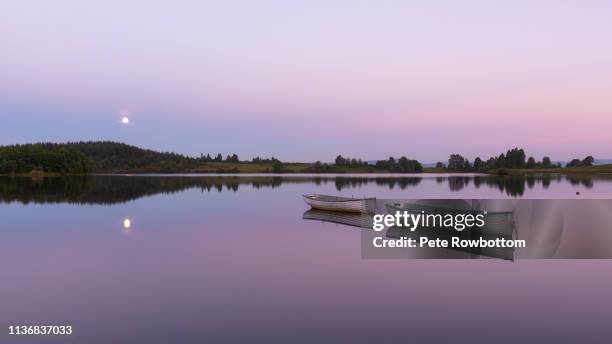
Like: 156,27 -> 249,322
302,195 -> 374,213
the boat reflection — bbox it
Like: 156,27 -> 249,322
385,200 -> 516,260
302,198 -> 612,260
303,209 -> 374,229
373,200 -> 612,259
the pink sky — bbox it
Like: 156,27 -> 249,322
1,1 -> 611,161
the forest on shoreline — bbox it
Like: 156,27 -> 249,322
0,141 -> 605,175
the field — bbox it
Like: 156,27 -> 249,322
4,161 -> 612,176
190,162 -> 311,173
192,162 -> 378,173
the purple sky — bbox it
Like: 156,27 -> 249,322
1,1 -> 611,162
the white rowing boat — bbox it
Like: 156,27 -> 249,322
302,194 -> 376,213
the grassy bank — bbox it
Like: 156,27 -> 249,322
152,162 -> 387,173
502,164 -> 612,175
189,162 -> 311,173
4,164 -> 612,175
0,162 -> 376,174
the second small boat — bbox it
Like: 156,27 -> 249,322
302,194 -> 376,213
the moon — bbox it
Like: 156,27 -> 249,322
121,116 -> 130,124
122,218 -> 132,231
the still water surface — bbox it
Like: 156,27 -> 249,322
1,174 -> 612,343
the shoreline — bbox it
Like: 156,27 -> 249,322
1,169 -> 611,177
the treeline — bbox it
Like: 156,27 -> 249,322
567,156 -> 595,167
334,155 -> 369,167
1,141 -> 595,175
304,155 -> 423,173
0,141 -> 293,174
0,144 -> 93,174
199,153 -> 285,166
0,142 -> 206,174
70,141 -> 201,172
198,153 -> 239,163
251,156 -> 281,164
440,147 -> 595,172
374,156 -> 423,173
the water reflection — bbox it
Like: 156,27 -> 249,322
302,198 -> 612,260
2,175 -> 612,342
384,200 -> 516,260
303,209 -> 374,229
362,199 -> 612,260
0,174 -> 608,205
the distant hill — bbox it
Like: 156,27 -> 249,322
0,143 -> 93,174
551,159 -> 611,167
595,159 -> 612,165
65,141 -> 199,172
421,162 -> 438,168
0,141 -> 200,173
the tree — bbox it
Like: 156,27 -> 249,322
473,157 -> 483,171
496,154 -> 506,168
542,156 -> 552,168
527,156 -> 536,169
447,154 -> 466,171
487,157 -> 496,169
413,160 -> 423,173
582,156 -> 595,166
504,148 -> 526,168
565,157 -> 595,167
435,162 -> 445,169
398,156 -> 410,172
517,149 -> 526,168
272,160 -> 283,173
0,143 -> 94,174
397,156 -> 422,173
334,155 -> 369,167
335,155 -> 347,166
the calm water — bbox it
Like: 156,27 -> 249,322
2,174 -> 612,343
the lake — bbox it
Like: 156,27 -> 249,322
2,174 -> 612,343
